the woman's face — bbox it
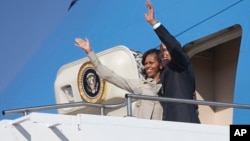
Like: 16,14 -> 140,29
143,53 -> 162,81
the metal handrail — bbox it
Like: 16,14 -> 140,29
125,94 -> 250,117
2,100 -> 129,116
2,94 -> 250,117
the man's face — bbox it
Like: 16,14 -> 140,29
160,43 -> 171,67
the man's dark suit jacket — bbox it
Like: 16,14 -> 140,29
155,24 -> 200,123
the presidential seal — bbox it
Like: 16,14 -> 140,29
77,62 -> 106,103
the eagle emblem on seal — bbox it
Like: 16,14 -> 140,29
77,62 -> 106,103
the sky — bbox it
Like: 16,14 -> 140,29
0,0 -> 168,120
0,0 -> 214,120
0,0 -> 154,120
0,0 -> 72,119
0,0 -> 237,120
0,0 -> 250,123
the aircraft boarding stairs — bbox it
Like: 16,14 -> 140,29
2,93 -> 244,141
1,46 -> 250,141
2,93 -> 250,141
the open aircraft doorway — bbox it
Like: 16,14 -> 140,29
183,24 -> 242,125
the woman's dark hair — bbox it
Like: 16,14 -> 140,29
141,48 -> 162,78
141,48 -> 161,65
